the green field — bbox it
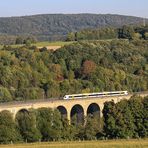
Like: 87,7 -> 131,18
0,41 -> 74,50
0,139 -> 147,148
33,41 -> 74,47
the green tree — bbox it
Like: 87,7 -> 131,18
128,96 -> 145,138
36,108 -> 53,141
0,87 -> 12,102
37,108 -> 63,141
144,32 -> 148,40
84,115 -> 100,140
16,109 -> 41,142
0,110 -> 22,144
51,109 -> 63,141
103,101 -> 117,138
66,32 -> 75,41
119,25 -> 135,40
115,100 -> 135,138
61,118 -> 71,140
142,96 -> 148,137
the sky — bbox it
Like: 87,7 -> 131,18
0,0 -> 147,18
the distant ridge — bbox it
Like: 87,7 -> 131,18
0,14 -> 147,41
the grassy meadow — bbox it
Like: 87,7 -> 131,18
0,139 -> 147,148
33,41 -> 74,47
0,41 -> 74,50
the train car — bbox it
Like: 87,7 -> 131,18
63,91 -> 128,100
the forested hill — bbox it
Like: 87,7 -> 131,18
0,39 -> 148,102
0,14 -> 147,40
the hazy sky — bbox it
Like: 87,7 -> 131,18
0,0 -> 147,18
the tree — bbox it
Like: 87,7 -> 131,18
128,96 -> 145,138
61,118 -> 71,140
115,100 -> 135,138
66,32 -> 75,41
144,32 -> 148,40
0,110 -> 22,144
15,37 -> 24,44
52,64 -> 64,81
37,108 -> 63,141
118,25 -> 135,40
82,60 -> 96,76
16,109 -> 41,142
103,101 -> 117,138
0,87 -> 12,102
36,108 -> 53,141
84,115 -> 100,140
50,109 -> 63,141
142,97 -> 148,137
68,70 -> 75,81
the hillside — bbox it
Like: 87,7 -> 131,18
0,14 -> 147,41
0,39 -> 148,143
0,39 -> 148,102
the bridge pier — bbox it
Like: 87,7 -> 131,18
99,104 -> 104,118
67,109 -> 71,122
11,110 -> 17,120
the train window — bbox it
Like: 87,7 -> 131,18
88,94 -> 103,96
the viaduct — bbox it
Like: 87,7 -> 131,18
0,92 -> 147,123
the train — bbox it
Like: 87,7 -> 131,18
63,91 -> 128,100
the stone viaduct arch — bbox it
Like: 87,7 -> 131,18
0,93 -> 147,123
57,105 -> 67,119
15,109 -> 30,124
70,104 -> 84,124
87,103 -> 100,118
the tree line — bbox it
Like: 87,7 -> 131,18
66,25 -> 148,41
0,35 -> 37,45
0,25 -> 147,45
0,96 -> 147,144
0,39 -> 148,102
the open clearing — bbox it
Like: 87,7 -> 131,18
37,46 -> 62,51
34,41 -> 74,50
0,139 -> 147,148
33,41 -> 74,47
0,41 -> 74,50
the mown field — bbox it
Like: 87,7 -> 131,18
0,139 -> 147,148
33,41 -> 74,47
0,41 -> 74,50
